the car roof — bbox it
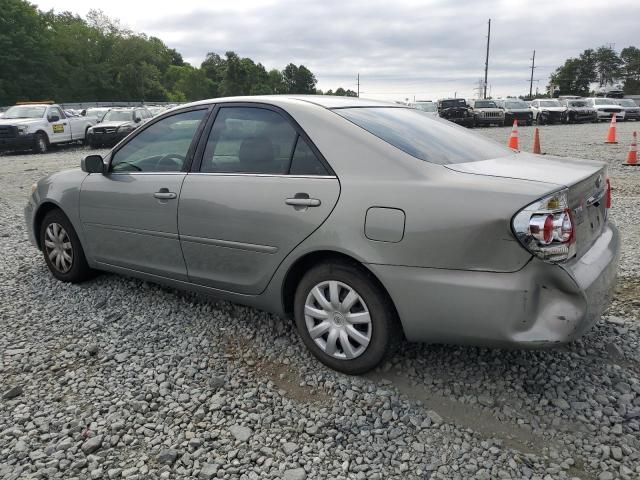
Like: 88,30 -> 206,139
181,95 -> 403,111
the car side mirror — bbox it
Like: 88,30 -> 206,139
81,155 -> 105,174
134,117 -> 141,123
49,115 -> 60,123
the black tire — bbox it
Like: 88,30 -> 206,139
33,132 -> 49,154
536,114 -> 545,126
39,209 -> 94,283
293,261 -> 400,375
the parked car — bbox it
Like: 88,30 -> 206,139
0,103 -> 96,153
584,98 -> 624,122
614,98 -> 640,121
407,101 -> 438,116
26,96 -> 619,374
530,99 -> 566,125
437,98 -> 474,127
495,99 -> 533,126
86,108 -> 152,148
468,99 -> 504,127
559,99 -> 598,124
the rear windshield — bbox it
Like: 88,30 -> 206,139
334,107 -> 512,165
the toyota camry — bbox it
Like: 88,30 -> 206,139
25,96 -> 620,374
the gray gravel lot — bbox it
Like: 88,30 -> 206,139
1,122 -> 639,480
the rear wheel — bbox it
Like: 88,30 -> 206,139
40,209 -> 94,283
294,262 -> 399,374
33,132 -> 48,154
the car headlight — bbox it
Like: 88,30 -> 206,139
117,124 -> 134,133
17,125 -> 30,135
31,182 -> 38,194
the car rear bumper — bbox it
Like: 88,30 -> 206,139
368,223 -> 620,346
0,134 -> 35,152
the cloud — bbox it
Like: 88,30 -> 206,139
33,0 -> 640,100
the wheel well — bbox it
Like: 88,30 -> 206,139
33,202 -> 61,249
281,250 -> 400,324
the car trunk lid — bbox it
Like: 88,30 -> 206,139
446,153 -> 609,258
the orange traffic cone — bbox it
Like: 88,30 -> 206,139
625,131 -> 638,166
605,114 -> 617,144
532,127 -> 541,154
508,120 -> 519,150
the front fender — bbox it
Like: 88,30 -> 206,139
30,169 -> 88,250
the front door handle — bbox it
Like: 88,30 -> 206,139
154,188 -> 177,200
285,198 -> 321,207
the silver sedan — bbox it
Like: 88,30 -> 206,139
25,96 -> 620,374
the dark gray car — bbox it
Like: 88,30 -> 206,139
25,96 -> 620,374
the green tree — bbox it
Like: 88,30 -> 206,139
0,0 -> 54,104
594,46 -> 623,86
267,69 -> 285,94
620,46 -> 640,94
548,49 -> 597,96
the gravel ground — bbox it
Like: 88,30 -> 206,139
1,122 -> 639,480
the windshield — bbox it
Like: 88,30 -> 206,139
539,100 -> 561,107
568,101 -> 587,107
474,101 -> 497,108
440,99 -> 466,108
505,101 -> 529,109
3,106 -> 46,119
334,107 -> 512,165
617,99 -> 636,107
103,110 -> 134,122
414,103 -> 437,112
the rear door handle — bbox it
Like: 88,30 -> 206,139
154,188 -> 177,200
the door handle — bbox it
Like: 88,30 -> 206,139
154,189 -> 177,200
62,122 -> 68,125
285,198 -> 321,207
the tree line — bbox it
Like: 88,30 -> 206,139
0,0 -> 355,105
549,45 -> 640,96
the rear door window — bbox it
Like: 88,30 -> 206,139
200,107 -> 298,174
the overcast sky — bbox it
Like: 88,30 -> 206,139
33,0 -> 639,101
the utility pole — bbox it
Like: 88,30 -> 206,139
357,74 -> 360,97
529,50 -> 536,100
483,18 -> 491,99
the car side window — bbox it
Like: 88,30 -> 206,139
289,136 -> 329,176
110,109 -> 206,173
49,107 -> 63,121
200,107 -> 297,174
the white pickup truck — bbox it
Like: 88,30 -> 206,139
0,103 -> 97,154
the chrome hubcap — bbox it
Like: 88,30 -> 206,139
44,223 -> 73,273
304,280 -> 372,360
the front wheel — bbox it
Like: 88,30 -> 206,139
536,114 -> 545,126
40,209 -> 94,283
294,262 -> 399,374
32,132 -> 48,154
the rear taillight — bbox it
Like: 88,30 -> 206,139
605,178 -> 611,209
512,189 -> 576,263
